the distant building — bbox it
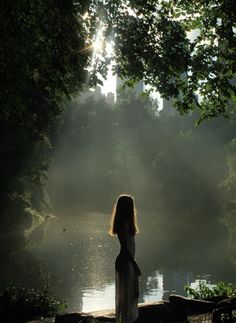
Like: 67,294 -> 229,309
116,76 -> 144,102
162,97 -> 176,115
133,80 -> 144,96
93,86 -> 104,100
106,92 -> 115,105
76,85 -> 117,106
77,86 -> 105,104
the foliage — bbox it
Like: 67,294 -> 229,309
185,280 -> 236,300
221,312 -> 236,323
221,313 -> 236,323
86,0 -> 236,120
1,284 -> 67,320
0,0 -> 91,256
185,282 -> 236,323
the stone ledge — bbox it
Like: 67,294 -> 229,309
54,300 -> 188,323
27,297 -> 217,323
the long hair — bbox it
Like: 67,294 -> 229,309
109,194 -> 138,236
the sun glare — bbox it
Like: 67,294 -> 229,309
89,28 -> 116,94
89,26 -> 105,70
93,28 -> 104,53
105,41 -> 113,57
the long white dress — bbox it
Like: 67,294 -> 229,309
115,224 -> 139,323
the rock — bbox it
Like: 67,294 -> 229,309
26,318 -> 54,323
137,301 -> 188,323
55,313 -> 88,323
169,294 -> 216,315
212,296 -> 236,323
85,301 -> 188,322
85,309 -> 115,321
27,297 -> 225,323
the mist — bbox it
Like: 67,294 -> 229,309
1,87 -> 236,312
48,88 -> 229,232
47,89 -> 235,273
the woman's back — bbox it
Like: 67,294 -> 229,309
117,223 -> 135,257
110,195 -> 140,323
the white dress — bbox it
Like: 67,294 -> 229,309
115,224 -> 139,323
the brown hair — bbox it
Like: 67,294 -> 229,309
109,194 -> 138,235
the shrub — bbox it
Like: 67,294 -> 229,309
1,284 -> 67,321
185,280 -> 236,300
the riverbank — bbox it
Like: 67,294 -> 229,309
24,295 -> 221,323
25,300 -> 192,323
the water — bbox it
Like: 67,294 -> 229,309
24,211 -> 236,312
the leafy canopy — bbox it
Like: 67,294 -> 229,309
87,0 -> 236,121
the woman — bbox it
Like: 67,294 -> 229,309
110,194 -> 141,323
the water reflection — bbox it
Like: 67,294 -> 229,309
1,211 -> 236,313
80,272 -> 215,313
30,211 -> 236,311
82,284 -> 115,312
162,271 -> 190,300
143,271 -> 164,302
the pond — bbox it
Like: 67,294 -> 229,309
30,210 -> 236,313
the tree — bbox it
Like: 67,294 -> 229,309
87,0 -> 236,121
0,0 -> 91,255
